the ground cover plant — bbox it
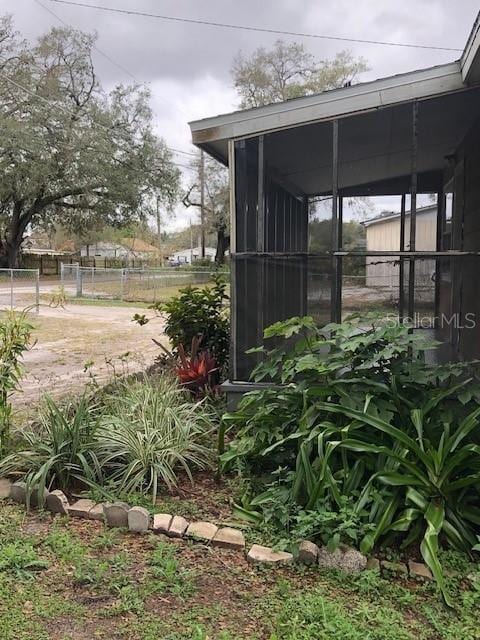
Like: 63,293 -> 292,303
95,375 -> 215,501
222,315 -> 480,605
0,393 -> 101,503
0,374 -> 216,504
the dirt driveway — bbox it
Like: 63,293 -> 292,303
13,302 -> 165,411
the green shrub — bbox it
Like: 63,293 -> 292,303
0,394 -> 101,502
147,275 -> 229,367
0,311 -> 33,455
222,315 -> 480,605
93,375 -> 215,502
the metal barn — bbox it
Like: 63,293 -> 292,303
364,205 -> 437,289
189,13 -> 480,403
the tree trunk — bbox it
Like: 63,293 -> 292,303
0,236 -> 23,268
0,201 -> 31,268
215,225 -> 230,265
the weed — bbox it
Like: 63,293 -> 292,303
0,540 -> 48,579
93,528 -> 120,549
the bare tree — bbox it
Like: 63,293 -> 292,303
183,154 -> 229,264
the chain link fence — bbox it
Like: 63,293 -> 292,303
0,268 -> 40,313
60,263 -> 218,303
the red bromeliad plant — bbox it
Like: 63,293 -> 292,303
155,336 -> 220,397
176,345 -> 219,396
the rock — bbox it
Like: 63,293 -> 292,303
0,478 -> 12,499
28,487 -> 49,508
317,546 -> 367,574
9,481 -> 27,504
128,506 -> 150,533
212,527 -> 245,550
186,521 -> 219,543
247,544 -> 293,565
152,513 -> 172,535
103,502 -> 130,528
297,540 -> 319,565
408,560 -> 433,581
88,503 -> 105,521
366,557 -> 381,572
168,515 -> 189,538
68,499 -> 96,518
381,560 -> 408,577
46,490 -> 69,515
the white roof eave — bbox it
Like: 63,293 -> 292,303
190,61 -> 464,157
462,12 -> 480,84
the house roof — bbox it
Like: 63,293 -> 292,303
120,238 -> 160,253
363,204 -> 437,227
190,62 -> 465,163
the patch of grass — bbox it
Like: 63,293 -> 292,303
147,541 -> 196,599
1,502 -> 480,639
44,524 -> 87,563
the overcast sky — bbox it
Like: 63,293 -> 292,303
4,0 -> 480,230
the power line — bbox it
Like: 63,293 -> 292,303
47,0 -> 463,52
33,0 -> 192,127
33,0 -> 138,82
1,33 -> 197,163
169,148 -> 197,158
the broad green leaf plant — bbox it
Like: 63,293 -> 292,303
222,315 -> 480,605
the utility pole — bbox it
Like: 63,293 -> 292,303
156,194 -> 162,266
190,218 -> 193,264
200,149 -> 206,258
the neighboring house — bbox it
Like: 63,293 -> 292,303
23,233 -> 74,256
80,238 -> 160,261
363,204 -> 437,287
189,10 -> 480,404
80,241 -> 127,259
120,238 -> 161,260
170,246 -> 216,264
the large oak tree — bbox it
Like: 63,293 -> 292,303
0,16 -> 179,267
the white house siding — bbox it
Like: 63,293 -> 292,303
365,208 -> 437,289
171,247 -> 216,264
80,242 -> 128,258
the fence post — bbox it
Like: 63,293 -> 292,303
35,269 -> 40,314
10,269 -> 13,309
120,269 -> 125,301
76,267 -> 82,297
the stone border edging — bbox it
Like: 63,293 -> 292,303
5,480 -> 433,579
